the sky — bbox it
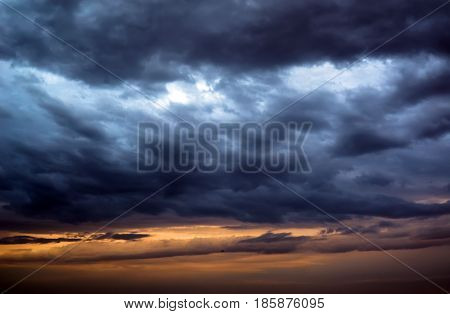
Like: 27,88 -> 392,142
0,0 -> 450,293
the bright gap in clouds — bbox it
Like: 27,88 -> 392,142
6,56 -> 445,117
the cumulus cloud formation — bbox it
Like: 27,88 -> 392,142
1,0 -> 449,84
0,0 -> 449,231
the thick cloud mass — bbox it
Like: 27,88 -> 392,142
0,0 -> 449,84
0,0 -> 449,227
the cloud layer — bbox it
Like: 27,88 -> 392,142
0,0 -> 449,229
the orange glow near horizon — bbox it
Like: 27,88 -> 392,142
1,217 -> 450,293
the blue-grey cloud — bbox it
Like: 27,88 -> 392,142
0,0 -> 449,230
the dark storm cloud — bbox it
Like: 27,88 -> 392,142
415,228 -> 450,241
354,173 -> 393,187
0,235 -> 80,245
393,65 -> 450,105
0,232 -> 150,245
39,101 -> 108,142
0,0 -> 450,230
417,111 -> 450,140
1,62 -> 450,225
0,0 -> 449,85
234,232 -> 309,253
238,231 -> 307,244
320,220 -> 399,236
332,129 -> 408,156
93,232 -> 150,241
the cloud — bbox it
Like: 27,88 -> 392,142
415,228 -> 450,241
239,231 -> 307,244
332,129 -> 408,156
0,232 -> 150,245
0,0 -> 449,85
320,220 -> 399,236
0,1 -> 449,229
39,101 -> 108,142
231,231 -> 310,254
0,235 -> 80,245
354,173 -> 393,187
417,111 -> 450,140
1,58 -> 450,225
93,232 -> 150,241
